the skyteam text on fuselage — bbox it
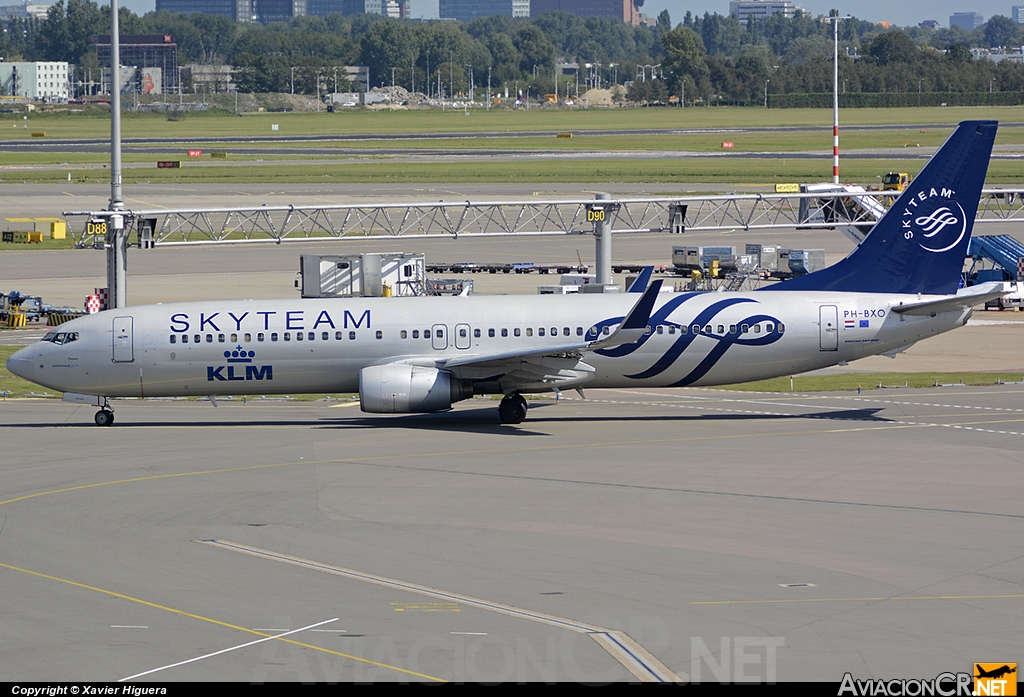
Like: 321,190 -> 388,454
7,121 -> 1009,426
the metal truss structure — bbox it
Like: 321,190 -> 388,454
64,189 -> 1024,248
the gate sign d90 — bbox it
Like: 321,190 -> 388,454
587,208 -> 606,223
87,219 -> 108,236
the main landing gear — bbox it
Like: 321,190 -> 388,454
94,399 -> 114,427
498,393 -> 528,424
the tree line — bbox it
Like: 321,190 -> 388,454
2,0 -> 1023,104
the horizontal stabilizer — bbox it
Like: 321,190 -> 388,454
892,282 -> 1013,315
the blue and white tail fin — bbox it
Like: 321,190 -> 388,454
763,120 -> 997,296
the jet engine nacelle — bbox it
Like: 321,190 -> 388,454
359,364 -> 473,413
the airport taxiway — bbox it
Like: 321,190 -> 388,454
1,385 -> 1022,681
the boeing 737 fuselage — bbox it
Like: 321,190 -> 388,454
6,121 -> 1007,426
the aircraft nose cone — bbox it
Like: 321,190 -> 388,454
5,345 -> 35,381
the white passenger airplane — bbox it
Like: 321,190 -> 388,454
7,120 -> 1009,426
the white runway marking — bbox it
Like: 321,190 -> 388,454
200,539 -> 682,683
119,617 -> 339,682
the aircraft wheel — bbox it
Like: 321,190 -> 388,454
94,409 -> 114,427
498,394 -> 528,424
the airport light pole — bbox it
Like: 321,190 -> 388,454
107,0 -> 127,310
764,78 -> 769,108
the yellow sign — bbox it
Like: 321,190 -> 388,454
587,209 -> 606,222
87,220 -> 108,236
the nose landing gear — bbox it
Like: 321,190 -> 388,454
498,393 -> 528,424
94,398 -> 115,426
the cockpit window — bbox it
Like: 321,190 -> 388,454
42,331 -> 78,345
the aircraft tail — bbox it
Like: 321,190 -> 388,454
763,120 -> 997,296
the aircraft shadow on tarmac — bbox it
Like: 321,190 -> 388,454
3,404 -> 889,433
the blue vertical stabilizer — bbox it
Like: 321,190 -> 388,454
762,120 -> 997,295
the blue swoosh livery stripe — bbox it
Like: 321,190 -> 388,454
624,297 -> 757,379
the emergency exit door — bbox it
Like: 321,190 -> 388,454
112,316 -> 134,362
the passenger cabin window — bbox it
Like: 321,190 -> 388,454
538,328 -> 545,336
401,330 -> 408,339
413,330 -> 419,339
182,335 -> 189,344
258,333 -> 265,342
474,329 -> 481,338
514,328 -> 521,337
194,334 -> 201,344
296,332 -> 303,341
778,323 -> 786,334
271,333 -> 279,341
336,331 -> 343,340
169,335 -> 176,344
206,334 -> 213,343
376,331 -> 383,339
488,329 -> 495,338
501,328 -> 508,337
284,332 -> 291,341
349,331 -> 356,340
245,333 -> 252,342
526,328 -> 533,337
321,332 -> 328,341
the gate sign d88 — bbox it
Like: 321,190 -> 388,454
587,208 -> 606,223
87,219 -> 108,236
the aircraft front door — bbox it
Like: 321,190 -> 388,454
819,305 -> 838,351
454,323 -> 471,350
112,316 -> 134,362
431,324 -> 448,350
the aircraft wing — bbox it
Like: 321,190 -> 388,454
441,280 -> 662,370
432,281 -> 661,390
892,282 -> 1014,316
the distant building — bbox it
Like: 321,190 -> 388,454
919,19 -> 940,29
93,35 -> 179,92
949,12 -> 984,31
254,0 -> 305,23
306,0 -> 407,17
530,0 -> 640,26
728,1 -> 802,26
0,3 -> 51,19
0,61 -> 69,101
153,0 -> 235,18
439,0 -> 529,21
1013,6 -> 1024,24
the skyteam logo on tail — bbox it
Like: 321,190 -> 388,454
207,345 -> 273,382
901,188 -> 967,254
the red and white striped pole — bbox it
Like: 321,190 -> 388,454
832,9 -> 841,184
